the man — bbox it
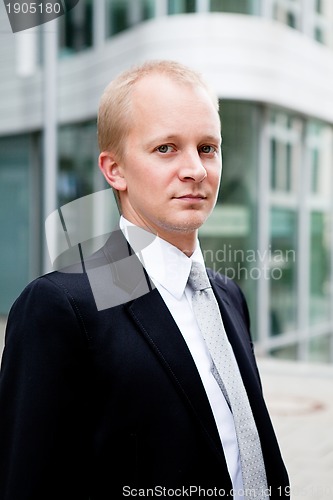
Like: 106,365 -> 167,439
0,60 -> 289,499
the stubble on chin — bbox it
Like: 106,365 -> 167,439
158,213 -> 209,234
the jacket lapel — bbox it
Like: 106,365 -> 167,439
208,274 -> 263,399
126,287 -> 228,467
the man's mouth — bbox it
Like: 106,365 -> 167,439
174,194 -> 206,200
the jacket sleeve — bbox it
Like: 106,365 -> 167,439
0,276 -> 91,500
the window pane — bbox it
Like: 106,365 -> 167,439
309,212 -> 331,325
309,335 -> 331,363
0,135 -> 32,314
269,208 -> 298,336
270,344 -> 298,360
312,0 -> 333,47
269,111 -> 301,194
168,0 -> 196,14
314,27 -> 324,44
143,0 -> 155,19
210,0 -> 259,14
306,121 -> 332,199
58,122 -> 99,207
316,0 -> 323,13
59,0 -> 93,55
107,0 -> 151,36
107,0 -> 130,36
272,0 -> 301,29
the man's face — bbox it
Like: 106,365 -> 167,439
112,74 -> 222,244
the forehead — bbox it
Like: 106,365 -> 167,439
129,74 -> 220,134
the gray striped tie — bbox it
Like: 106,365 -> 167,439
188,261 -> 268,499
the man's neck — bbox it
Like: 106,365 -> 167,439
120,215 -> 198,257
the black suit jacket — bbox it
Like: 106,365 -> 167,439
0,231 -> 289,499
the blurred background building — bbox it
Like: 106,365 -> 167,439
1,0 -> 333,363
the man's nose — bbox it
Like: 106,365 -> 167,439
178,150 -> 207,182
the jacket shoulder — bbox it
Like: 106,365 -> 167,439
5,270 -> 93,344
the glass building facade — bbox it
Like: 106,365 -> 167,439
1,0 -> 333,363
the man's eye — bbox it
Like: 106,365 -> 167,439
200,145 -> 215,154
157,145 -> 173,153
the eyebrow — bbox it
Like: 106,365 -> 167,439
145,134 -> 222,149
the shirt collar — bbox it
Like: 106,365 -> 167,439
119,216 -> 205,300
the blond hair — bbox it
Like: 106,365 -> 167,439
97,59 -> 219,159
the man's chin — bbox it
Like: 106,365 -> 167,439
162,216 -> 208,234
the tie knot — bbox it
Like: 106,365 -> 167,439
188,261 -> 211,292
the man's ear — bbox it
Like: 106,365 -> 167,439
98,151 -> 127,191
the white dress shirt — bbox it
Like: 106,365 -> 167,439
120,216 -> 244,497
